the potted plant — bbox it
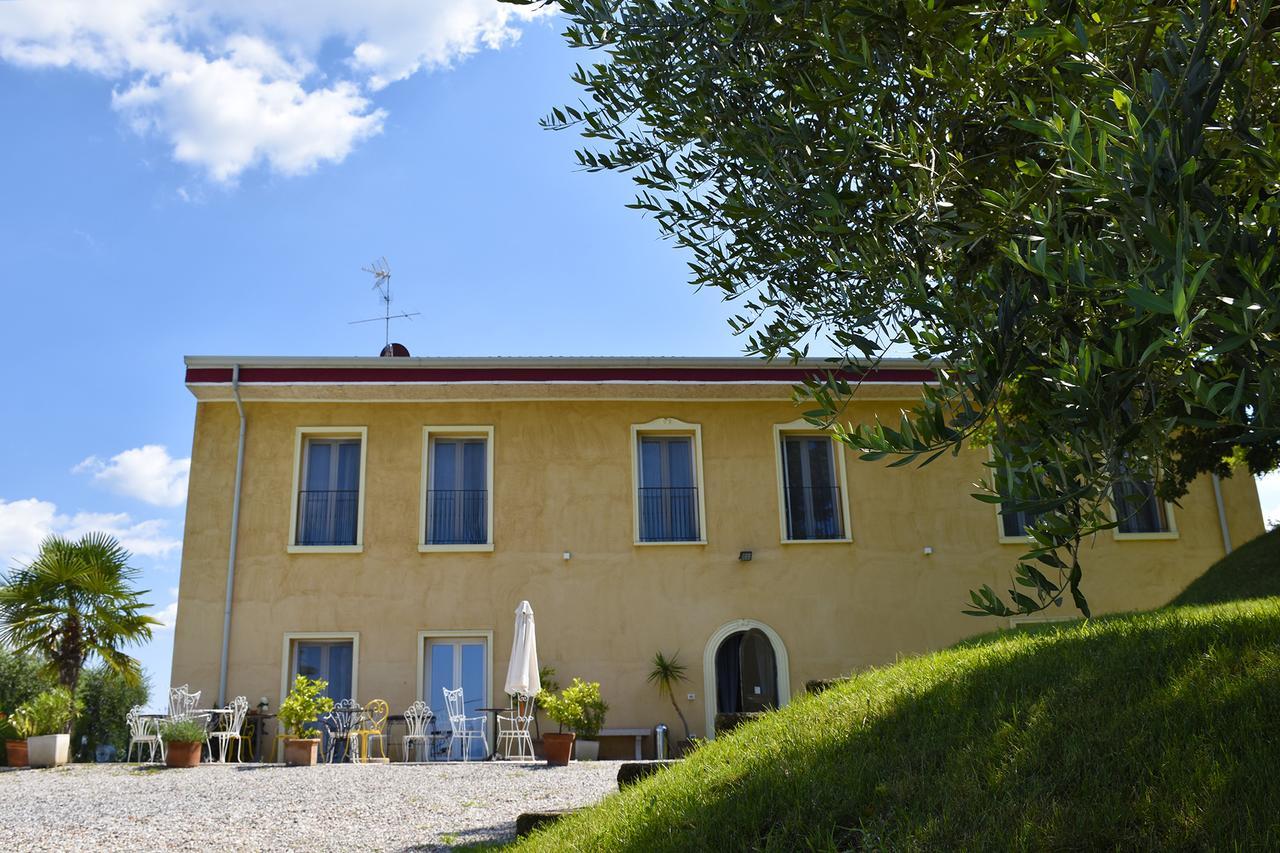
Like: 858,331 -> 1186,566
648,651 -> 697,756
0,712 -> 30,767
540,678 -> 608,764
159,719 -> 206,768
276,675 -> 333,766
15,688 -> 78,768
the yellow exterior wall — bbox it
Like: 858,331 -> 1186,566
171,394 -> 1266,747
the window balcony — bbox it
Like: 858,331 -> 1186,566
638,486 -> 701,542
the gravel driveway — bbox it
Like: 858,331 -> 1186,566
0,761 -> 622,851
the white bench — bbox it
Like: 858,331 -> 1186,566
598,727 -> 650,760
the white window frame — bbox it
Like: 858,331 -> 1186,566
772,420 -> 853,544
1109,482 -> 1179,541
287,427 -> 367,554
419,426 -> 495,552
415,629 -> 495,746
630,418 -> 707,546
279,631 -> 359,707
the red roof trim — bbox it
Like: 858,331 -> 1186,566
185,366 -> 934,385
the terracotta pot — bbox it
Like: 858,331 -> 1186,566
5,739 -> 28,767
165,741 -> 203,768
284,738 -> 320,767
542,732 -> 576,766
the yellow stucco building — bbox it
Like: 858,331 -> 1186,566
170,355 -> 1265,757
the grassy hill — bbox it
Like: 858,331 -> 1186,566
515,530 -> 1280,851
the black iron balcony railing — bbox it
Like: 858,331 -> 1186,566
783,485 -> 844,540
425,489 -> 488,545
296,489 -> 360,546
638,486 -> 700,542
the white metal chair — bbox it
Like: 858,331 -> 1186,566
402,700 -> 435,762
495,694 -> 536,761
208,696 -> 249,763
168,685 -> 202,721
443,687 -> 488,761
125,706 -> 162,763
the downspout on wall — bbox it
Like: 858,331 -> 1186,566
217,364 -> 247,707
1212,473 -> 1233,557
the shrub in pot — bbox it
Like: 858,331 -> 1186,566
159,719 -> 206,768
15,688 -> 78,768
276,675 -> 333,766
540,678 -> 608,764
0,711 -> 31,767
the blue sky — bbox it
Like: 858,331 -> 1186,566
0,2 -> 1275,710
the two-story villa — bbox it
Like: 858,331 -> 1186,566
170,354 -> 1265,755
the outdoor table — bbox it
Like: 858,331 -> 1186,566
477,707 -> 508,760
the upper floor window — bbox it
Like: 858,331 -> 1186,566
1113,477 -> 1174,536
780,435 -> 845,540
420,426 -> 494,551
632,419 -> 705,544
290,428 -> 366,551
1000,506 -> 1038,540
774,422 -> 851,543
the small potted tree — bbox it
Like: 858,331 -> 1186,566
277,675 -> 333,766
541,678 -> 608,764
159,719 -> 206,768
0,711 -> 31,767
15,688 -> 77,768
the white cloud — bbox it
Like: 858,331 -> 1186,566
74,444 -> 190,507
1257,471 -> 1280,530
0,0 -> 544,182
150,598 -> 179,631
0,497 -> 181,569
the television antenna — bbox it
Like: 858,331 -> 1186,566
349,257 -> 420,349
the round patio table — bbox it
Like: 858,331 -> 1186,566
477,707 -> 508,760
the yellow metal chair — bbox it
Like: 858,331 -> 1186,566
353,699 -> 389,762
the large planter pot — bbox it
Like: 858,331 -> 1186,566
27,734 -> 70,768
542,732 -> 576,767
575,738 -> 600,761
283,738 -> 320,767
5,739 -> 29,767
164,741 -> 202,768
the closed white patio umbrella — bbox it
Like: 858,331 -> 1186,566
504,600 -> 541,698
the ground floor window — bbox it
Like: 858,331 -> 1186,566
423,636 -> 489,759
291,639 -> 354,700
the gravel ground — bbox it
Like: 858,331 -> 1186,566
0,761 -> 623,851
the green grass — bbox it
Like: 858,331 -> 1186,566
1170,526 -> 1280,607
514,530 -> 1280,851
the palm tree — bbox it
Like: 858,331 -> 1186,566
647,650 -> 692,742
0,533 -> 158,731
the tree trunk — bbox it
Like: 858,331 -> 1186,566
669,695 -> 691,742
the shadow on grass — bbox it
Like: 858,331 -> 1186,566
519,603 -> 1280,851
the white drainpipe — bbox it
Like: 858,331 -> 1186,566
217,364 -> 247,706
1212,473 -> 1232,556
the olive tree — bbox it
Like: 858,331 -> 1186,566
512,0 -> 1280,616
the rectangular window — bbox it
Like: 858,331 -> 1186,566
1113,478 -> 1171,534
291,640 -> 354,701
296,438 -> 362,546
423,636 -> 489,760
781,435 -> 844,540
426,437 -> 488,545
637,435 -> 700,542
1000,506 -> 1037,539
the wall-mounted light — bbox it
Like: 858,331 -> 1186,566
738,550 -> 753,562
562,551 -> 572,561
923,546 -> 934,556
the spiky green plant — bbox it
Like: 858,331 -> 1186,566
647,651 -> 691,742
0,533 -> 158,732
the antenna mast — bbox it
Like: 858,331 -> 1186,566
349,257 -> 420,349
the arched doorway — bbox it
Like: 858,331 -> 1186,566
702,619 -> 790,738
